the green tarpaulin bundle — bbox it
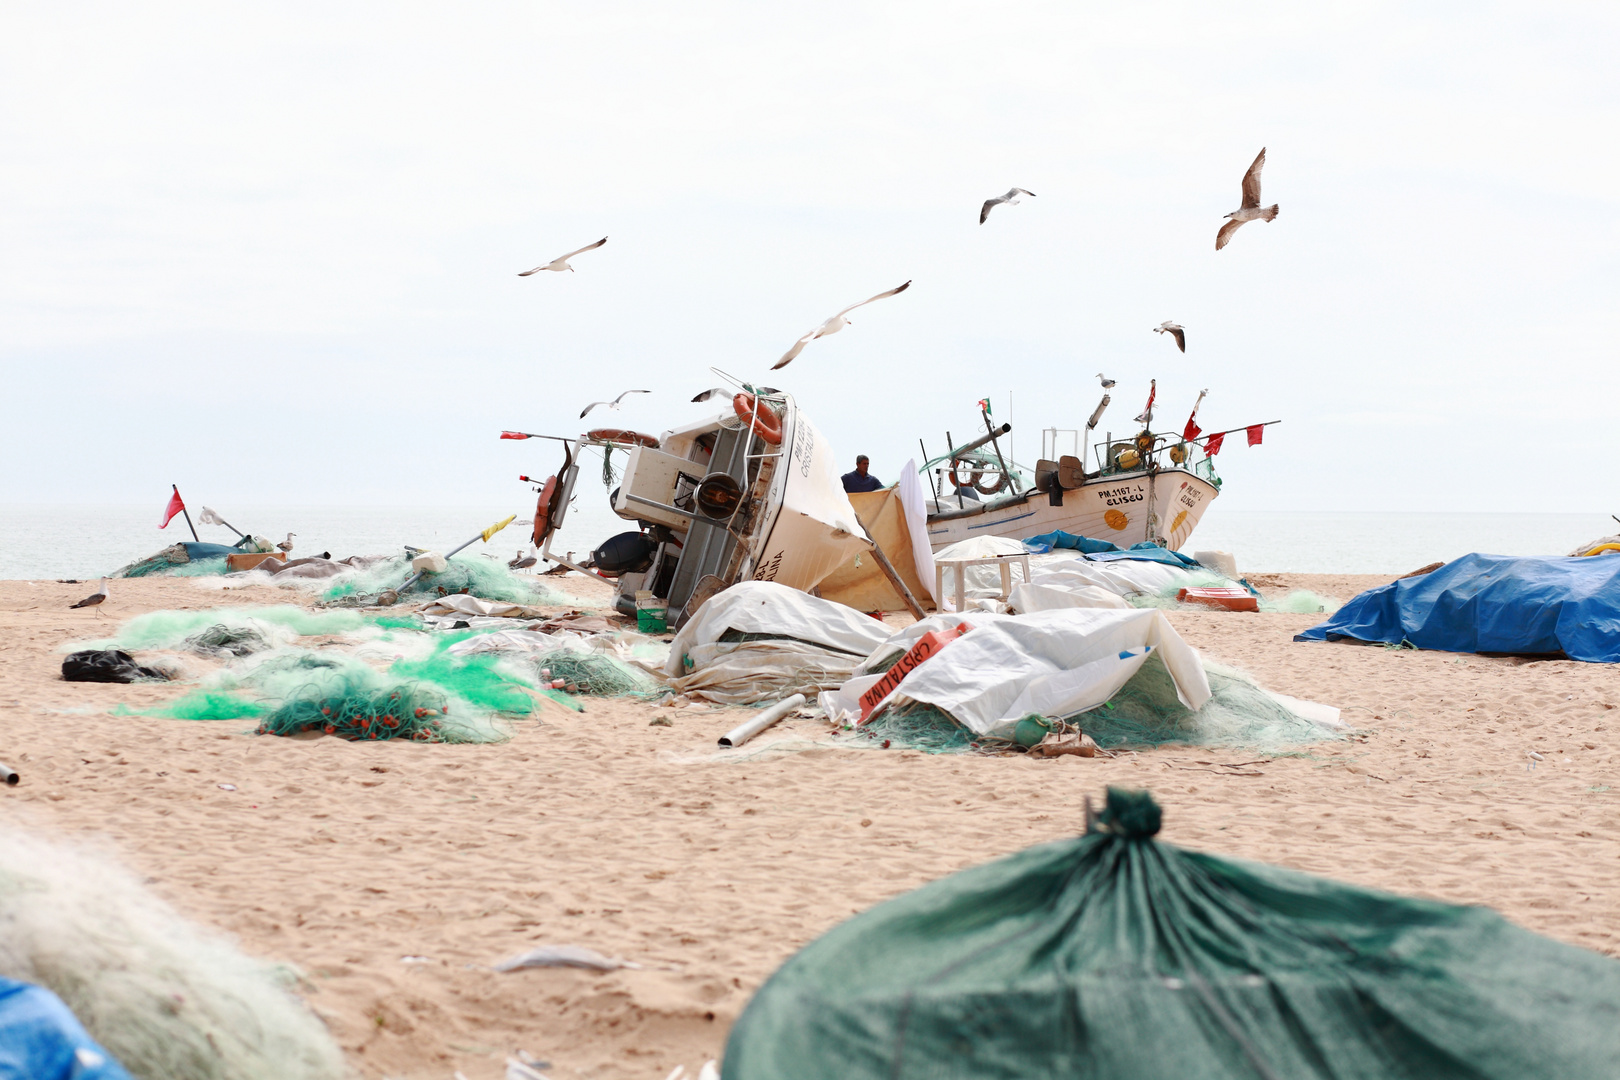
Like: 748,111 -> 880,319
723,789 -> 1620,1079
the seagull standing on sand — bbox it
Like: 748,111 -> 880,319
1154,321 -> 1186,353
277,532 -> 296,553
1215,149 -> 1279,251
580,389 -> 651,419
509,549 -> 538,570
1097,373 -> 1116,389
773,281 -> 912,370
70,578 -> 109,614
980,188 -> 1035,224
518,237 -> 608,275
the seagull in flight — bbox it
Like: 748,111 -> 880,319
772,281 -> 911,370
980,188 -> 1035,224
1154,321 -> 1186,352
1215,149 -> 1279,251
71,578 -> 109,614
518,237 -> 608,275
579,389 -> 650,419
1096,373 -> 1116,389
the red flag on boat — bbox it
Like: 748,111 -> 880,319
1182,388 -> 1207,442
500,431 -> 531,440
160,488 -> 186,529
1134,380 -> 1156,425
1247,424 -> 1265,446
976,398 -> 991,415
1204,432 -> 1225,456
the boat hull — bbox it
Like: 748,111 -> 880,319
925,468 -> 1218,552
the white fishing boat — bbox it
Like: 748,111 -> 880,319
528,388 -> 875,624
918,415 -> 1272,552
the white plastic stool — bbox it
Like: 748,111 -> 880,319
934,554 -> 1032,612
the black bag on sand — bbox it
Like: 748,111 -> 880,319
61,649 -> 170,684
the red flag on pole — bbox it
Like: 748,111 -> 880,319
1133,380 -> 1156,425
1183,418 -> 1202,442
1205,432 -> 1225,456
1247,424 -> 1264,447
160,488 -> 186,528
500,431 -> 531,440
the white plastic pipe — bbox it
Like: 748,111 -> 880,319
718,694 -> 806,748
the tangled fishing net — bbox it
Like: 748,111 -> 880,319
318,553 -> 566,606
530,650 -> 661,697
857,654 -> 1339,754
0,829 -> 347,1080
1123,569 -> 1340,616
256,680 -> 458,742
112,606 -> 372,652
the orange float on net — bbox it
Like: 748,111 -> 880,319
733,393 -> 783,445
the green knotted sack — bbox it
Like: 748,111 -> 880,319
722,788 -> 1620,1079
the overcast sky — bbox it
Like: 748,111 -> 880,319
3,2 -> 1616,516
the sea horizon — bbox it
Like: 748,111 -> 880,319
2,503 -> 1613,581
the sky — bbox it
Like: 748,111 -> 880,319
3,2 -> 1616,517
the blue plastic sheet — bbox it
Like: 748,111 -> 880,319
0,977 -> 132,1080
1295,553 -> 1620,662
1023,531 -> 1201,569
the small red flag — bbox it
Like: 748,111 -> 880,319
500,431 -> 530,440
1182,418 -> 1202,442
160,489 -> 186,529
1205,432 -> 1225,456
1247,424 -> 1264,447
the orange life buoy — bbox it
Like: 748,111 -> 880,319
733,393 -> 784,445
531,475 -> 558,546
947,459 -> 982,490
586,428 -> 659,448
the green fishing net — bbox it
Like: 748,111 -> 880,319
256,680 -> 458,742
114,691 -> 270,721
530,650 -> 661,697
113,605 -> 371,651
1081,654 -> 1336,749
184,624 -> 269,657
852,702 -> 984,754
1124,569 -> 1339,615
319,554 -> 565,606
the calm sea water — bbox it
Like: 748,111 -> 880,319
1,503 -> 1614,580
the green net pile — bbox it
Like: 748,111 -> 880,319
1125,570 -> 1340,616
531,650 -> 661,697
256,681 -> 458,742
319,555 -> 565,606
113,605 -> 372,651
855,653 -> 1337,755
852,702 -> 985,753
184,623 -> 270,657
1082,654 -> 1336,749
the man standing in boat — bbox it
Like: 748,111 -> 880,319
841,455 -> 883,493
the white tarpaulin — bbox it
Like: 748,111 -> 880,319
416,594 -> 552,619
896,460 -> 937,602
664,580 -> 894,702
838,607 -> 1211,739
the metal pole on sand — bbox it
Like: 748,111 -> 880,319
174,485 -> 200,543
377,514 -> 517,606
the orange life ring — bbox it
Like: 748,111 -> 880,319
587,428 -> 659,448
531,475 -> 558,546
733,393 -> 784,445
947,459 -> 983,490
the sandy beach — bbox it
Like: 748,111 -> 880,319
2,572 -> 1617,1079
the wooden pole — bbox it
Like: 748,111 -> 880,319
867,539 -> 927,620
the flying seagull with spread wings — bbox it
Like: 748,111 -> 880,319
579,389 -> 650,419
980,188 -> 1035,224
519,237 -> 608,275
1154,321 -> 1186,352
1216,149 -> 1279,251
772,281 -> 911,370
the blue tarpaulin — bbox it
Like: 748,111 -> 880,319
1024,531 -> 1201,569
1295,553 -> 1620,663
179,542 -> 244,561
0,976 -> 132,1079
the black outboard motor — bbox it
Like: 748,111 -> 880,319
592,531 -> 657,576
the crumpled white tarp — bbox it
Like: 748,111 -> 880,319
665,581 -> 893,677
448,628 -> 671,671
823,607 -> 1211,739
664,580 -> 897,705
417,594 -> 553,619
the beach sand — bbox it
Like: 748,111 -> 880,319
2,572 -> 1618,1078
